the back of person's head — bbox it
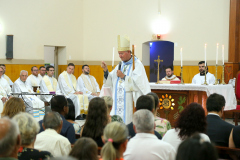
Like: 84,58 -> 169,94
0,117 -> 20,157
83,97 -> 108,138
175,103 -> 207,140
147,92 -> 159,110
50,95 -> 68,113
176,134 -> 218,160
69,137 -> 98,160
101,122 -> 128,160
136,95 -> 154,112
43,112 -> 62,130
133,109 -> 154,133
49,157 -> 77,160
102,96 -> 113,113
2,97 -> 25,118
64,99 -> 75,121
12,112 -> 40,146
206,93 -> 225,112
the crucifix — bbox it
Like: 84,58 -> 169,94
154,55 -> 163,84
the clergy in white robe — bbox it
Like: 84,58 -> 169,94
40,65 -> 57,102
26,66 -> 41,87
161,66 -> 180,81
0,64 -> 13,85
0,66 -> 12,115
192,61 -> 215,84
77,64 -> 100,101
12,70 -> 45,120
38,66 -> 46,81
57,63 -> 88,117
101,35 -> 151,124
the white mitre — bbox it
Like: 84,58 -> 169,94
117,35 -> 130,51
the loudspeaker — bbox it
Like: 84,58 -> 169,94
6,35 -> 13,59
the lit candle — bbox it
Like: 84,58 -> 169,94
216,43 -> 219,65
180,48 -> 183,67
222,45 -> 224,65
205,44 -> 207,66
112,47 -> 114,67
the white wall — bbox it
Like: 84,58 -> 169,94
83,0 -> 230,63
0,0 -> 230,64
0,0 -> 84,62
44,46 -> 54,64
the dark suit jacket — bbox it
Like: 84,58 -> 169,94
127,122 -> 162,140
206,114 -> 234,147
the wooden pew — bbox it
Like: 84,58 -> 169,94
215,146 -> 240,160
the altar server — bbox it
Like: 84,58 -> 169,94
57,63 -> 88,118
12,70 -> 44,120
40,65 -> 58,102
192,61 -> 215,84
26,66 -> 41,87
0,64 -> 13,85
101,35 -> 151,124
77,64 -> 100,101
0,66 -> 12,115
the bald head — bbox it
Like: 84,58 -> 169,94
0,118 -> 20,158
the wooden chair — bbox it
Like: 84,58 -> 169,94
215,146 -> 240,160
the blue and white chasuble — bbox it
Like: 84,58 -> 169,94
104,57 -> 151,124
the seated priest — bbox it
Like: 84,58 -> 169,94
0,66 -> 12,114
161,66 -> 180,81
12,70 -> 45,120
26,66 -> 41,87
38,66 -> 46,81
77,64 -> 100,101
57,63 -> 88,118
40,65 -> 58,102
0,64 -> 13,85
192,61 -> 215,84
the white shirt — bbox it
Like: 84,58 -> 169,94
34,129 -> 71,157
38,73 -> 44,81
124,133 -> 176,160
2,74 -> 13,85
162,129 -> 210,151
77,74 -> 100,95
192,72 -> 215,85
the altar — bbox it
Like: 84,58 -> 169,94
150,83 -> 237,125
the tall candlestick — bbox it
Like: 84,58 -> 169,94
205,44 -> 207,66
216,43 -> 219,65
112,47 -> 115,68
222,45 -> 224,65
180,48 -> 183,67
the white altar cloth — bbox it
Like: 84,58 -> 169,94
150,83 -> 237,111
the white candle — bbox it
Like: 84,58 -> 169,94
112,47 -> 115,67
180,48 -> 183,67
222,45 -> 224,65
216,43 -> 219,65
205,44 -> 207,66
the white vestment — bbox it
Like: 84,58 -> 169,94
104,57 -> 151,124
38,73 -> 44,81
77,74 -> 100,101
161,75 -> 180,81
2,74 -> 13,85
0,77 -> 12,117
40,75 -> 58,102
12,78 -> 45,120
26,74 -> 41,87
57,71 -> 88,117
192,72 -> 215,85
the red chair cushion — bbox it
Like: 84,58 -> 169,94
236,72 -> 240,100
236,105 -> 240,110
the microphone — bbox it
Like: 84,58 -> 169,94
118,62 -> 122,70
